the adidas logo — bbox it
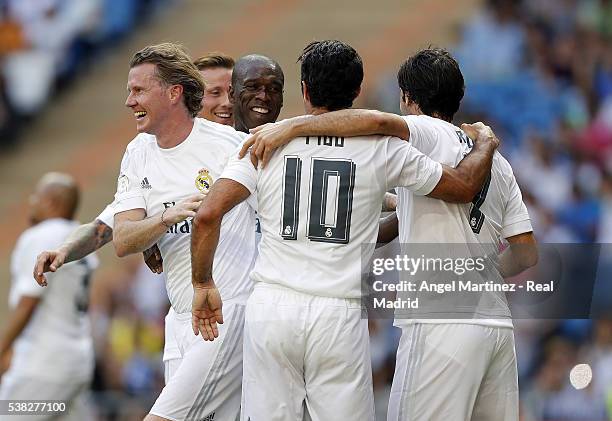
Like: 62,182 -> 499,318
141,177 -> 152,189
202,412 -> 215,421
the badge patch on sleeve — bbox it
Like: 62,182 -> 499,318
117,174 -> 129,194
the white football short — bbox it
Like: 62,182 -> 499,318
150,296 -> 246,421
387,323 -> 518,421
241,283 -> 375,421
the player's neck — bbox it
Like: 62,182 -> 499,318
410,109 -> 452,123
155,115 -> 195,149
404,101 -> 452,123
308,106 -> 329,116
34,213 -> 68,225
430,112 -> 451,123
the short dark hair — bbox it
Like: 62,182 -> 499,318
130,43 -> 204,118
298,40 -> 363,111
193,53 -> 235,71
397,48 -> 465,121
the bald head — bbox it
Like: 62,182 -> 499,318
231,54 -> 284,133
29,173 -> 80,225
232,54 -> 283,86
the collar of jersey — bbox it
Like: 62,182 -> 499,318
155,120 -> 198,155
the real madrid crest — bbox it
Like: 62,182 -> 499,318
195,169 -> 213,194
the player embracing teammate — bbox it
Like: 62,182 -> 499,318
20,37 -> 535,421
242,45 -> 537,421
190,40 -> 519,421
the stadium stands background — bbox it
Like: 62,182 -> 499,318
0,0 -> 611,419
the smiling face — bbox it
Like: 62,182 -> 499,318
232,60 -> 283,132
125,63 -> 173,135
199,66 -> 233,126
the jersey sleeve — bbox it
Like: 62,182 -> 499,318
113,146 -> 146,214
402,115 -> 436,153
501,171 -> 533,238
385,137 -> 442,195
220,145 -> 258,196
95,202 -> 115,229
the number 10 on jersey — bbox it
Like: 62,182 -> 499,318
281,156 -> 356,244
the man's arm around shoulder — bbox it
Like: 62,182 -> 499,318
241,110 -> 410,167
427,123 -> 499,203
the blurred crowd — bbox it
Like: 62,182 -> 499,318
369,0 -> 612,420
454,0 -> 611,246
89,256 -> 168,420
0,0 -> 171,149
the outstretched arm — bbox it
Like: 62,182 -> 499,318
62,219 -> 112,262
191,179 -> 251,341
33,219 -> 111,286
241,110 -> 409,167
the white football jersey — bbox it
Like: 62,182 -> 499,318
113,118 -> 257,313
9,218 -> 97,381
222,133 -> 442,299
395,115 -> 533,327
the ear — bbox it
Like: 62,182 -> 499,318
169,84 -> 184,104
301,81 -> 309,102
401,90 -> 410,106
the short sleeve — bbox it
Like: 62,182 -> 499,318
501,172 -> 532,238
385,137 -> 442,195
113,146 -> 146,213
220,144 -> 258,196
402,115 -> 436,153
96,202 -> 115,229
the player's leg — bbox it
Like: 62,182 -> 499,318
303,297 -> 375,421
470,328 -> 519,421
148,300 -> 245,421
241,285 -> 307,421
387,323 -> 495,421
